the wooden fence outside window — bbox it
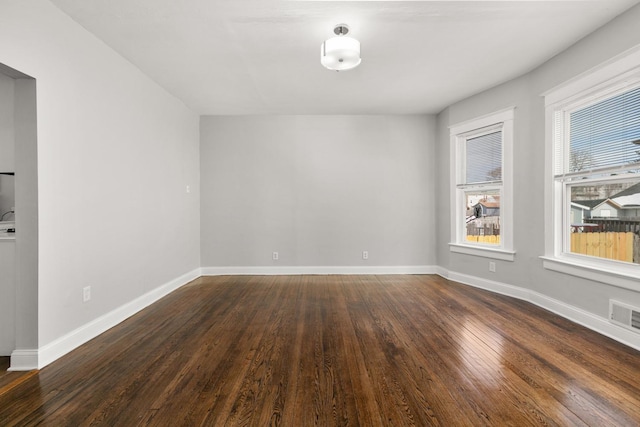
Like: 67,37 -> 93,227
570,231 -> 638,263
570,218 -> 640,263
466,225 -> 500,245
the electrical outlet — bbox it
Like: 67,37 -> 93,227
362,251 -> 369,260
83,286 -> 91,302
186,185 -> 191,193
489,262 -> 496,273
272,251 -> 279,260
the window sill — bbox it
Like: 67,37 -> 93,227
541,256 -> 640,292
449,243 -> 515,261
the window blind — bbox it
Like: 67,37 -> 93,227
569,85 -> 640,173
465,131 -> 502,184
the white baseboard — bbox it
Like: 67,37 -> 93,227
8,349 -> 38,371
526,292 -> 640,352
443,270 -> 531,301
437,268 -> 640,352
25,268 -> 202,371
201,265 -> 437,276
434,265 -> 449,278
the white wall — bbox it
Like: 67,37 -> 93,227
200,115 -> 435,270
0,0 -> 201,365
13,77 -> 38,359
435,4 -> 640,347
0,72 -> 15,172
0,175 -> 15,218
0,241 -> 15,355
0,72 -> 15,216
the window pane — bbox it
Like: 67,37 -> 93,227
569,178 -> 640,264
569,86 -> 640,172
466,131 -> 502,184
465,191 -> 500,245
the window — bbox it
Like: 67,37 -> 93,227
450,108 -> 514,261
544,46 -> 640,289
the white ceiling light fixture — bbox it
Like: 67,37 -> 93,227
321,24 -> 361,72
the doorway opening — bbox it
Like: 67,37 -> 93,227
0,62 -> 38,371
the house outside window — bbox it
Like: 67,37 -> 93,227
450,108 -> 515,261
543,46 -> 640,290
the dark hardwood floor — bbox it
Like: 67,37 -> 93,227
0,357 -> 33,396
1,275 -> 639,426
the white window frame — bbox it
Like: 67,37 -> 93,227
449,108 -> 515,261
542,45 -> 640,291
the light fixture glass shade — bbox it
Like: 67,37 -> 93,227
320,36 -> 361,71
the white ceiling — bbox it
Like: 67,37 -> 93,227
50,0 -> 639,115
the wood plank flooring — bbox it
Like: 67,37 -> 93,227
0,357 -> 36,400
1,275 -> 639,426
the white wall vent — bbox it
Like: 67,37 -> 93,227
609,300 -> 640,333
